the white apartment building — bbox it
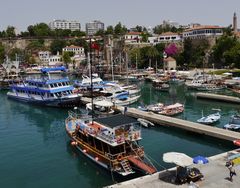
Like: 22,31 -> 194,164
148,32 -> 182,44
49,19 -> 81,31
62,45 -> 85,55
48,53 -> 62,66
86,20 -> 104,36
38,51 -> 50,63
124,32 -> 142,43
183,25 -> 223,39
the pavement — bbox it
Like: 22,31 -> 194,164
105,150 -> 240,188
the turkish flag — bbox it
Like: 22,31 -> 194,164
91,43 -> 99,50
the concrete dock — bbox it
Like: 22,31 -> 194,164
105,149 -> 240,188
196,92 -> 240,104
116,106 -> 240,141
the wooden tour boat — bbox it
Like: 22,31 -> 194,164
65,112 -> 157,176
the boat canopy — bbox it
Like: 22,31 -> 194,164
95,114 -> 138,128
94,100 -> 113,107
41,66 -> 66,73
165,103 -> 183,109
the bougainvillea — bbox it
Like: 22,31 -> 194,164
164,43 -> 178,56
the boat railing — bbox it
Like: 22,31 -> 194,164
97,131 -> 117,144
105,151 -> 126,160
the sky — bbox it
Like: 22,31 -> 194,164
0,0 -> 240,32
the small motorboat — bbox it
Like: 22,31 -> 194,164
223,115 -> 240,131
146,103 -> 164,113
158,103 -> 184,116
197,112 -> 221,125
137,118 -> 155,128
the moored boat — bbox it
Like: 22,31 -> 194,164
158,103 -> 184,116
137,118 -> 154,128
65,112 -> 157,176
197,112 -> 221,125
86,100 -> 116,115
7,66 -> 82,107
223,114 -> 240,131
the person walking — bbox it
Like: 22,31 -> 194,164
227,161 -> 236,182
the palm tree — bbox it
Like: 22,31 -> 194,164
146,46 -> 159,68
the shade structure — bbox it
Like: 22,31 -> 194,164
163,152 -> 193,167
193,156 -> 209,164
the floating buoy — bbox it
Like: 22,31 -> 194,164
83,149 -> 87,153
233,139 -> 240,147
71,141 -> 78,146
95,157 -> 99,161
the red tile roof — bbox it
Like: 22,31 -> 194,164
63,45 -> 83,49
184,25 -> 223,32
126,32 -> 142,35
164,57 -> 176,61
160,32 -> 178,36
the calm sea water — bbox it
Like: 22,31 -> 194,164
0,82 -> 239,188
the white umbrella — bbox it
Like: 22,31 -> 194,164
163,152 -> 193,167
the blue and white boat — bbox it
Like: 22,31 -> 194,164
197,112 -> 221,125
223,115 -> 240,131
7,66 -> 82,107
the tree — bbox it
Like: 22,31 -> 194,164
223,42 -> 240,68
50,40 -> 67,55
212,35 -> 237,68
62,52 -> 72,67
129,48 -> 141,68
146,46 -> 159,68
27,23 -> 52,37
114,22 -> 127,35
26,40 -> 45,53
105,26 -> 114,35
140,32 -> 150,42
6,26 -> 16,38
8,48 -> 24,61
0,43 -> 5,64
95,29 -> 105,37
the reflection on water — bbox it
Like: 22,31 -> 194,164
0,81 -> 239,188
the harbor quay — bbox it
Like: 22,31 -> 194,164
116,106 -> 240,142
196,93 -> 240,104
105,149 -> 240,188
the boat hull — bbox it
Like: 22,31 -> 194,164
7,94 -> 82,108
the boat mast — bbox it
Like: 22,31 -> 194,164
89,37 -> 94,121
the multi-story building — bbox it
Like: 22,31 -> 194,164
124,32 -> 142,43
38,51 -> 50,63
62,45 -> 85,55
148,32 -> 182,44
49,19 -> 81,31
182,25 -> 223,39
85,20 -> 104,36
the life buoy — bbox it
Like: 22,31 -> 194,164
117,154 -> 123,161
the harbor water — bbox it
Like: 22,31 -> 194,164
0,82 -> 239,188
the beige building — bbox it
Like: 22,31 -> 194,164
164,57 -> 176,71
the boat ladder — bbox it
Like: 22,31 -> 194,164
120,159 -> 134,175
127,140 -> 157,174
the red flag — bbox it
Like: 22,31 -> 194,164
91,43 -> 99,50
